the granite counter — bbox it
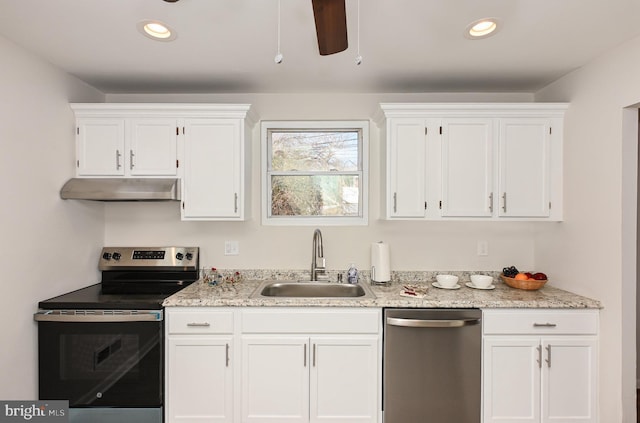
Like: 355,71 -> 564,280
163,272 -> 601,309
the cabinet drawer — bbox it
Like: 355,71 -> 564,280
482,309 -> 598,335
168,309 -> 234,334
241,308 -> 380,334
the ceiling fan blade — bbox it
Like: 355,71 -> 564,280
312,0 -> 348,56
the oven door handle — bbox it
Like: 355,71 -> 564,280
34,310 -> 163,322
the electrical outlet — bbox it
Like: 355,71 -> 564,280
477,241 -> 489,256
225,241 -> 239,256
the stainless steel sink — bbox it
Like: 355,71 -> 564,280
250,281 -> 376,299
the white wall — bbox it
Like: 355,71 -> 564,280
0,35 -> 105,399
535,34 -> 640,422
104,92 -> 540,272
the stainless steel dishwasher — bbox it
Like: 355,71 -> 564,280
383,308 -> 482,423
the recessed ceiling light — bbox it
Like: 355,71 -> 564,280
465,18 -> 500,39
137,20 -> 177,42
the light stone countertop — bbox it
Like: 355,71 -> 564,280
163,270 -> 602,309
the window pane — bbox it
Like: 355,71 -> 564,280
271,175 -> 360,217
271,131 -> 359,172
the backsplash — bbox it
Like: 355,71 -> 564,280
200,267 -> 501,285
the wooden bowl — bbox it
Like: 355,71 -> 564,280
500,274 -> 547,290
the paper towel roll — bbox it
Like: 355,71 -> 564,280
371,242 -> 391,284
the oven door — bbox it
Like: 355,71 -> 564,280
36,311 -> 163,408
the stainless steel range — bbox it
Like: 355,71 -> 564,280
34,247 -> 199,423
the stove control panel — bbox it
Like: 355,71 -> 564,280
99,247 -> 199,271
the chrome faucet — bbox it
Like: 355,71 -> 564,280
311,229 -> 327,281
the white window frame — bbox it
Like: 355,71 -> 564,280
261,120 -> 369,226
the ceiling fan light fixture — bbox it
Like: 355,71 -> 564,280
465,18 -> 500,39
137,20 -> 177,41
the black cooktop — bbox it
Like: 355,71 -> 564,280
38,284 -> 172,310
38,247 -> 199,311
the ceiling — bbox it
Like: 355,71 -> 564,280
1,0 -> 640,94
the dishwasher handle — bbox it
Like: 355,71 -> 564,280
386,316 -> 480,328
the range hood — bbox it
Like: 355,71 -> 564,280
60,178 -> 181,201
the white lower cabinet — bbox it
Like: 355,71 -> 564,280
482,309 -> 598,423
309,337 -> 378,423
241,336 -> 309,422
166,307 -> 381,423
166,309 -> 235,423
167,337 -> 234,422
240,308 -> 381,423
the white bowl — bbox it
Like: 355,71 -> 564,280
436,274 -> 459,288
470,274 -> 493,288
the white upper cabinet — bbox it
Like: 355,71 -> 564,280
71,103 -> 255,220
129,118 -> 179,176
498,118 -> 557,218
441,118 -> 493,217
377,103 -> 567,221
181,118 -> 246,220
385,117 -> 441,219
74,111 -> 179,177
387,119 -> 428,218
76,118 -> 126,176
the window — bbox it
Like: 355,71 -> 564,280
261,121 -> 369,225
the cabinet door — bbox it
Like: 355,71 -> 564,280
441,118 -> 493,217
182,119 -> 242,219
498,118 -> 551,217
241,336 -> 309,423
483,337 -> 541,423
309,337 -> 378,423
129,118 -> 178,176
541,337 -> 597,423
166,337 -> 233,423
76,118 -> 126,176
387,119 -> 427,217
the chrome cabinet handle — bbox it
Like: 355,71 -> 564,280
501,192 -> 507,213
304,344 -> 307,367
489,192 -> 494,213
234,193 -> 238,213
545,345 -> 551,368
312,344 -> 316,367
536,345 -> 542,368
393,192 -> 397,213
225,343 -> 230,367
533,323 -> 557,328
186,322 -> 210,327
116,149 -> 122,170
129,149 -> 135,169
386,317 -> 480,328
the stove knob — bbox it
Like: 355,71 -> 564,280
176,252 -> 184,261
112,252 -> 121,261
102,252 -> 112,261
185,252 -> 193,261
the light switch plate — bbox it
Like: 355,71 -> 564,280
477,241 -> 489,256
225,241 -> 239,256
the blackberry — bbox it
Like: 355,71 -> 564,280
502,266 -> 519,277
